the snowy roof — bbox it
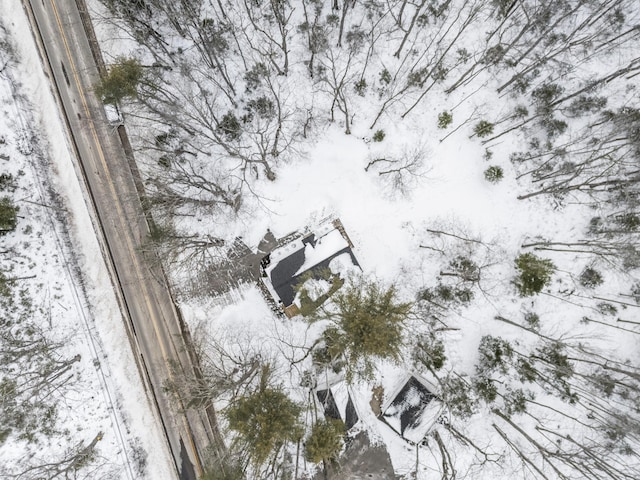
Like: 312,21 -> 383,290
316,381 -> 360,430
380,375 -> 443,444
263,221 -> 359,307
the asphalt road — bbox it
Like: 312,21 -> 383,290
23,0 -> 221,477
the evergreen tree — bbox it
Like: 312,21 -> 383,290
200,453 -> 245,480
321,278 -> 412,382
225,367 -> 302,466
484,165 -> 504,183
0,196 -> 18,235
95,57 -> 143,105
477,335 -> 513,375
514,253 -> 555,296
440,375 -> 478,419
413,332 -> 446,372
473,120 -> 494,137
304,418 -> 345,464
438,111 -> 453,129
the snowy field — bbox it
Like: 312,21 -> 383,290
0,3 -> 173,478
69,0 -> 640,478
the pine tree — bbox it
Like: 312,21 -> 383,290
477,335 -> 513,375
473,120 -> 494,137
200,453 -> 245,480
0,196 -> 18,235
514,253 -> 555,296
225,367 -> 302,466
321,278 -> 412,381
438,111 -> 453,129
304,418 -> 345,464
484,165 -> 504,183
94,57 -> 143,105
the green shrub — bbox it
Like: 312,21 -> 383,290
514,253 -> 555,296
514,105 -> 529,118
419,283 -> 474,305
200,454 -> 245,480
157,155 -> 171,169
523,312 -> 540,329
631,282 -> 640,304
437,111 -> 453,129
0,173 -> 16,192
532,83 -> 564,116
597,302 -> 617,316
354,79 -> 367,96
326,13 -> 340,26
536,342 -> 574,380
516,358 -> 537,383
449,256 -> 480,282
614,213 -> 640,231
593,372 -> 615,397
540,116 -> 568,138
244,62 -> 269,91
440,376 -> 478,419
484,165 -> 503,183
504,389 -> 530,416
247,96 -> 275,118
372,130 -> 385,142
379,68 -> 391,85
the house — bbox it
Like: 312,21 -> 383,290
260,218 -> 360,317
378,374 -> 444,444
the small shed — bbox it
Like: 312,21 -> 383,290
379,375 -> 443,444
316,380 -> 359,430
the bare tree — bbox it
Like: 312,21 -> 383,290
364,144 -> 427,195
241,0 -> 294,75
9,433 -> 107,480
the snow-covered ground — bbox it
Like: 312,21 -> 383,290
0,3 -> 173,478
65,0 -> 640,478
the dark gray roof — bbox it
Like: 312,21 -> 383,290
382,377 -> 435,437
269,243 -> 359,306
317,389 -> 341,421
317,388 -> 359,429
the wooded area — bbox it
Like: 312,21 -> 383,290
93,0 -> 640,478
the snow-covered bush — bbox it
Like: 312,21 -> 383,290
579,267 -> 603,288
